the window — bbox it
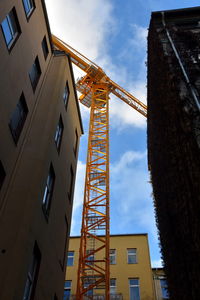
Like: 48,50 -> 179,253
68,166 -> 74,202
67,251 -> 74,266
22,0 -> 35,18
41,36 -> 49,60
129,278 -> 140,300
74,129 -> 78,156
63,281 -> 71,300
127,248 -> 137,264
29,56 -> 41,91
23,243 -> 41,300
42,164 -> 55,217
1,7 -> 21,50
110,278 -> 116,294
0,161 -> 6,191
109,249 -> 116,265
84,282 -> 93,297
54,116 -> 64,152
63,81 -> 69,107
86,250 -> 94,265
9,93 -> 28,144
160,278 -> 169,299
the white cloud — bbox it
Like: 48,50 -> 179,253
70,160 -> 86,235
46,1 -> 147,129
110,150 -> 157,238
45,0 -> 115,60
130,24 -> 148,49
151,259 -> 163,268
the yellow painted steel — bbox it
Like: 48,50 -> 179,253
52,35 -> 147,299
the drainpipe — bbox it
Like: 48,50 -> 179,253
161,11 -> 200,112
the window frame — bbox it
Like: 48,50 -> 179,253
67,251 -> 74,266
74,128 -> 79,156
41,35 -> 49,60
160,278 -> 169,299
29,56 -> 41,92
54,115 -> 64,152
22,0 -> 35,19
23,242 -> 41,300
9,93 -> 28,144
63,280 -> 72,300
1,7 -> 21,51
0,161 -> 6,191
63,81 -> 70,108
109,249 -> 116,265
127,248 -> 137,264
68,165 -> 74,202
129,278 -> 140,300
42,164 -> 55,218
110,278 -> 116,295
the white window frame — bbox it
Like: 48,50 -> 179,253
109,249 -> 116,265
110,278 -> 116,294
127,248 -> 137,264
67,251 -> 74,266
129,278 -> 140,300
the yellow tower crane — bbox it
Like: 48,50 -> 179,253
52,35 -> 147,300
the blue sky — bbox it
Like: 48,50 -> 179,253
45,0 -> 200,267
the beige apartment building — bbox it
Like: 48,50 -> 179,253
65,234 -> 155,300
0,0 -> 83,299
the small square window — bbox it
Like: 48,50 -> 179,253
63,81 -> 69,107
0,161 -> 6,191
22,0 -> 35,18
29,56 -> 41,91
9,93 -> 28,144
41,36 -> 49,60
67,251 -> 74,266
127,248 -> 137,264
42,164 -> 55,217
54,116 -> 64,152
1,7 -> 21,50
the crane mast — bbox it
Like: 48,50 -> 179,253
52,35 -> 147,299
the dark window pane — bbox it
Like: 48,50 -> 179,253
42,164 -> 55,217
29,56 -> 41,91
54,116 -> 64,151
1,7 -> 21,49
0,162 -> 6,191
160,279 -> 169,299
23,243 -> 41,300
9,93 -> 28,143
42,36 -> 49,60
63,82 -> 69,107
68,166 -> 74,201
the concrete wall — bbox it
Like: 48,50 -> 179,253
66,235 -> 155,300
0,0 -> 83,299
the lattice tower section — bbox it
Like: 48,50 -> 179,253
76,83 -> 110,300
